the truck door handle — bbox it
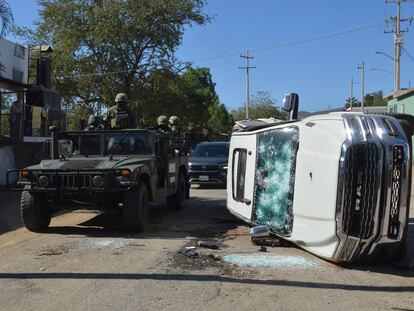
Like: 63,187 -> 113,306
241,198 -> 251,205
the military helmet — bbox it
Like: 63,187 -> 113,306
169,116 -> 179,126
157,115 -> 168,125
88,115 -> 96,125
115,93 -> 128,103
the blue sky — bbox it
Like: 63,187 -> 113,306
7,0 -> 414,112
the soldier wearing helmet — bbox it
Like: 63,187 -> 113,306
169,116 -> 181,137
84,115 -> 100,131
107,93 -> 137,129
157,115 -> 170,134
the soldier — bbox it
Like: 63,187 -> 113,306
169,116 -> 181,137
157,115 -> 170,134
84,115 -> 100,131
107,93 -> 136,129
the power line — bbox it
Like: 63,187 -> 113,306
403,47 -> 414,62
205,7 -> 240,54
200,26 -> 239,66
192,23 -> 384,63
189,27 -> 237,67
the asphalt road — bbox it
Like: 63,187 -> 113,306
0,187 -> 413,311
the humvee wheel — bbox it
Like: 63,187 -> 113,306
21,190 -> 52,232
123,182 -> 149,232
167,172 -> 186,210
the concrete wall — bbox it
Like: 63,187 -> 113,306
0,145 -> 15,186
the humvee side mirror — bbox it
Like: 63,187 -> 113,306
282,93 -> 299,121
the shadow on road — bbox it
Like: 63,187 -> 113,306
0,272 -> 412,292
43,196 -> 243,241
0,191 -> 22,234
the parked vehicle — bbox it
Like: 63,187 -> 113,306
188,141 -> 229,185
7,127 -> 190,233
227,93 -> 413,263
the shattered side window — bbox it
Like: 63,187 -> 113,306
253,127 -> 299,236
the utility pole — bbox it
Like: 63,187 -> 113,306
239,51 -> 256,119
385,0 -> 413,92
357,62 -> 365,112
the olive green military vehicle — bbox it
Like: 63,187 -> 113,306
7,128 -> 190,232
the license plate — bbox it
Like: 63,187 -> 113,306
199,175 -> 209,181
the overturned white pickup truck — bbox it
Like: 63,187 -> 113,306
227,93 -> 413,263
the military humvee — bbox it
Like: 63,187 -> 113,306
7,127 -> 189,232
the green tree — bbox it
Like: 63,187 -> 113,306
137,66 -> 231,132
0,0 -> 13,37
364,91 -> 386,107
0,0 -> 13,73
231,91 -> 284,121
15,0 -> 207,108
344,97 -> 361,109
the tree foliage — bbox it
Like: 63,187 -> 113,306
0,0 -> 13,37
344,97 -> 361,109
231,91 -> 285,121
344,91 -> 386,109
14,0 -> 234,133
16,0 -> 206,105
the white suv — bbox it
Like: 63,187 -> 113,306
227,93 -> 412,263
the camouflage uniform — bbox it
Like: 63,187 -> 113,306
84,115 -> 100,131
107,93 -> 137,129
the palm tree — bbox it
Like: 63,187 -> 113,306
0,0 -> 13,37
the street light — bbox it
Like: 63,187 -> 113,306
370,67 -> 393,75
375,51 -> 396,61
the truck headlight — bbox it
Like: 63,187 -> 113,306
92,175 -> 104,187
38,175 -> 49,187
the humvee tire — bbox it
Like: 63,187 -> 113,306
374,112 -> 413,261
21,190 -> 52,232
123,182 -> 149,232
167,172 -> 186,210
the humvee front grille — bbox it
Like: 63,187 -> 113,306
55,174 -> 93,189
342,144 -> 378,239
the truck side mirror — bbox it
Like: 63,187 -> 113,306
282,93 -> 299,121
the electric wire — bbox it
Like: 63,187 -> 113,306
192,23 -> 384,63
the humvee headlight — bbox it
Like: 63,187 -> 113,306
121,169 -> 130,176
92,175 -> 104,187
38,175 -> 50,187
21,170 -> 30,177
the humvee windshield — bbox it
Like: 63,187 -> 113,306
59,131 -> 154,157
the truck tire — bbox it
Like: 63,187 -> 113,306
373,113 -> 413,261
123,182 -> 149,232
21,190 -> 52,232
167,172 -> 186,210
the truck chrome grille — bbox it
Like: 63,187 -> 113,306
342,144 -> 378,239
388,145 -> 404,238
